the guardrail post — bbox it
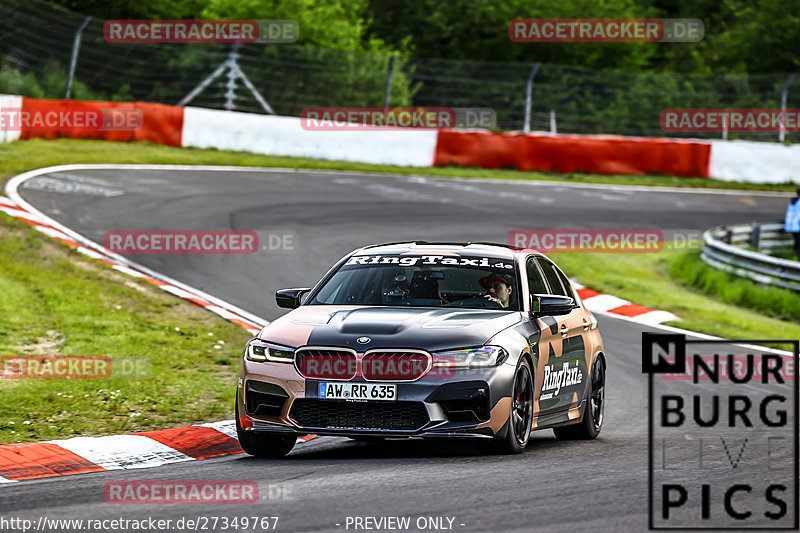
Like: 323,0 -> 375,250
724,229 -> 733,244
750,224 -> 761,251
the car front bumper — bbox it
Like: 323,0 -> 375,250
237,359 -> 516,439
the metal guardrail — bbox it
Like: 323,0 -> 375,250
701,221 -> 800,292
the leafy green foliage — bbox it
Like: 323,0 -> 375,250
365,0 -> 800,74
45,0 -> 800,75
366,0 -> 659,69
0,61 -> 101,100
52,0 -> 207,19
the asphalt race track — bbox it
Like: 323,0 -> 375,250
11,168 -> 788,320
1,168 -> 795,532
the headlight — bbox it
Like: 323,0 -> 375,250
245,339 -> 295,363
431,346 -> 508,368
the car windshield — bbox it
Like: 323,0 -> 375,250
309,253 -> 521,310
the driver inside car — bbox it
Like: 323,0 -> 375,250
478,274 -> 513,308
381,270 -> 410,304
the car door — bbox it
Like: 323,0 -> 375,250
535,257 -> 589,415
525,256 -> 560,419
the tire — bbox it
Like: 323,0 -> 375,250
482,357 -> 534,455
235,398 -> 296,457
554,356 -> 605,440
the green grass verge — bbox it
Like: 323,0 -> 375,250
549,244 -> 800,342
667,251 -> 800,323
769,247 -> 798,261
0,138 -> 795,445
0,217 -> 251,445
0,138 -> 795,191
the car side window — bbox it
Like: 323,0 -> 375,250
526,258 -> 548,295
553,265 -> 576,300
536,258 -> 567,296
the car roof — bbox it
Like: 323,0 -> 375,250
353,241 -> 544,260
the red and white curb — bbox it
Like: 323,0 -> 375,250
0,175 -> 323,483
571,281 -> 679,325
0,421 -> 319,482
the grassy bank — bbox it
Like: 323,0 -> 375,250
0,216 -> 251,445
667,251 -> 800,323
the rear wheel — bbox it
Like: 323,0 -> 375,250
235,398 -> 296,457
482,357 -> 533,454
554,356 -> 605,440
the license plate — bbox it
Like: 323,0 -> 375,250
318,382 -> 397,401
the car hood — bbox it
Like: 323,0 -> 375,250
259,305 -> 523,352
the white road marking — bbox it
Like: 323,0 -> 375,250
581,294 -> 630,312
628,310 -> 680,325
33,225 -> 73,241
195,420 -> 237,439
0,206 -> 43,223
48,435 -> 193,470
159,285 -> 200,300
111,264 -> 144,277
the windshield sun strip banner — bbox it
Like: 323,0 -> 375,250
345,254 -> 514,270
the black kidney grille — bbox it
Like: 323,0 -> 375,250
290,399 -> 429,431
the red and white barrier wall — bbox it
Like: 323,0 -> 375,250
0,95 -> 21,143
433,130 -> 712,178
182,107 -> 439,167
2,95 -> 798,184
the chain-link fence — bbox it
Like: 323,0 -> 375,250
1,0 -> 798,142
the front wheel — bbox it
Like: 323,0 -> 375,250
235,398 -> 296,457
554,356 -> 605,440
482,357 -> 534,454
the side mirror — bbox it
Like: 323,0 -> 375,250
531,294 -> 575,317
275,288 -> 311,309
